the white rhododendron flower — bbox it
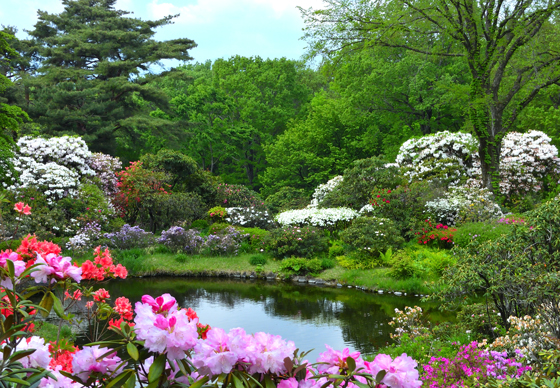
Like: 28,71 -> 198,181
276,207 -> 359,228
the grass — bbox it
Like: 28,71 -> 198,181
34,321 -> 76,344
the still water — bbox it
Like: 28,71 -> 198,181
99,277 -> 453,360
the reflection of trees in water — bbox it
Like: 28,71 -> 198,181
100,278 -> 451,354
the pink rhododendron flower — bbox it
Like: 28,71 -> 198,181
193,328 -> 238,375
278,378 -> 299,388
367,353 -> 422,388
0,251 -> 26,289
246,332 -> 296,374
316,345 -> 365,375
14,202 -> 32,215
14,336 -> 51,369
72,345 -> 121,381
39,368 -> 82,388
134,294 -> 199,360
31,253 -> 82,284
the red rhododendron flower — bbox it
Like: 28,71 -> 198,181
93,288 -> 110,302
14,202 -> 32,215
114,297 -> 133,321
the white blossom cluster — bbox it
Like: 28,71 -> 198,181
66,222 -> 102,252
425,184 -> 503,226
499,131 -> 560,196
225,207 -> 274,229
88,153 -> 122,197
4,136 -> 95,203
396,130 -> 560,197
308,176 -> 343,208
276,207 -> 359,228
396,131 -> 479,186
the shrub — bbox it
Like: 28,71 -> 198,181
266,225 -> 328,259
406,246 -> 456,277
249,254 -> 267,266
140,149 -> 199,190
236,227 -> 270,249
88,152 -> 122,198
265,187 -> 309,214
203,226 -> 249,256
103,224 -> 156,250
226,206 -> 275,229
138,191 -> 207,232
158,226 -> 205,254
175,253 -> 189,264
453,221 -> 514,247
321,257 -> 336,270
279,257 -> 324,275
321,156 -> 405,209
340,216 -> 404,263
275,207 -> 358,232
208,206 -> 227,223
208,222 -> 230,235
113,248 -> 147,275
66,222 -> 102,252
367,181 -> 446,239
336,255 -> 363,270
388,251 -> 418,280
215,183 -> 265,209
309,176 -> 343,207
328,241 -> 345,259
191,219 -> 209,230
414,219 -> 456,248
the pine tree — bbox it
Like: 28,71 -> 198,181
21,0 -> 196,154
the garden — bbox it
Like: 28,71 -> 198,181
1,128 -> 560,387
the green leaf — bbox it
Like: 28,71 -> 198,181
51,292 -> 67,320
124,373 -> 136,388
375,370 -> 387,384
126,342 -> 139,361
6,259 -> 14,278
3,377 -> 30,386
346,356 -> 356,372
189,376 -> 210,388
38,292 -> 54,318
148,354 -> 167,383
106,370 -> 134,388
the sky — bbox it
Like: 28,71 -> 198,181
0,0 -> 324,65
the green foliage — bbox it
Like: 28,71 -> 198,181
140,149 -> 199,190
235,227 -> 270,249
138,191 -> 207,232
321,156 -> 405,209
266,225 -> 328,259
453,221 -> 515,247
340,216 -> 404,264
175,253 -> 189,264
406,246 -> 456,277
0,238 -> 22,251
191,219 -> 209,230
388,251 -> 419,280
279,257 -> 325,275
215,183 -> 265,208
265,187 -> 310,214
328,240 -> 345,259
208,222 -> 230,235
34,321 -> 75,344
249,254 -> 267,266
456,303 -> 502,341
320,257 -> 336,270
114,248 -> 148,275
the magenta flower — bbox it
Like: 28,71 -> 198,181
316,345 -> 365,375
367,353 -> 421,388
141,293 -> 177,315
193,328 -> 238,375
0,251 -> 26,289
31,253 -> 82,284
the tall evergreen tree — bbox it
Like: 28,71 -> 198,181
17,0 -> 196,154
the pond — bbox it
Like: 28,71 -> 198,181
96,277 -> 453,360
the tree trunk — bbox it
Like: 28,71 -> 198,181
478,134 -> 501,192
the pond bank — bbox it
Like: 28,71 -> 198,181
121,253 -> 438,295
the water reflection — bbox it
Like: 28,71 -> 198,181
99,277 -> 453,360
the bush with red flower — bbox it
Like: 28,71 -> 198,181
415,219 -> 457,248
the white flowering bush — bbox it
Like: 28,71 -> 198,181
276,207 -> 359,230
66,222 -> 102,252
225,206 -> 275,229
308,175 -> 343,207
425,183 -> 503,226
396,131 -> 479,186
4,136 -> 96,203
396,130 -> 560,198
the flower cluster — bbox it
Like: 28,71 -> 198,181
0,251 -> 26,289
66,222 -> 102,251
388,306 -> 429,344
276,207 -> 359,229
72,345 -> 122,381
31,253 -> 82,285
204,227 -> 249,256
415,219 -> 456,247
104,224 -> 156,250
81,246 -> 127,281
226,206 -> 275,229
308,176 -> 344,208
16,234 -> 62,263
497,216 -> 525,225
425,184 -> 503,226
158,226 -> 205,254
266,225 -> 328,259
422,341 -> 531,386
4,136 -> 95,203
87,152 -> 122,198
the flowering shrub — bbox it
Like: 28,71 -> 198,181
66,222 -> 102,252
309,175 -> 344,207
81,246 -> 128,281
216,183 -> 265,208
425,184 -> 503,226
208,206 -> 227,223
103,224 -> 156,250
266,225 -> 328,259
158,226 -> 205,254
88,152 -> 122,198
453,221 -> 515,247
203,226 -> 249,256
422,342 -> 531,386
396,130 -> 560,198
415,219 -> 456,248
340,216 -> 404,265
389,306 -> 429,344
276,207 -> 359,231
265,186 -> 309,214
226,206 -> 275,229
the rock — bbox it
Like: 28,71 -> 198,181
337,283 -> 342,287
378,290 -> 384,294
315,279 -> 325,285
394,291 -> 402,296
298,277 -> 307,283
348,286 -> 352,288
308,279 -> 316,284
